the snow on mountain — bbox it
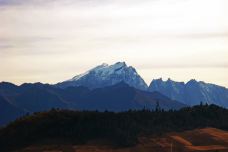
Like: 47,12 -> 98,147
149,78 -> 228,107
56,61 -> 228,108
56,62 -> 148,90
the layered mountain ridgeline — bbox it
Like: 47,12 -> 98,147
56,62 -> 228,107
0,81 -> 185,126
0,104 -> 228,152
0,61 -> 228,126
149,78 -> 228,107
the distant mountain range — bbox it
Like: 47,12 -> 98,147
0,61 -> 227,126
0,81 -> 185,126
56,62 -> 228,107
149,78 -> 228,107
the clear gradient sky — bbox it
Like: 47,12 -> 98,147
0,0 -> 228,87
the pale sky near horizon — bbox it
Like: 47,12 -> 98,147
0,0 -> 228,87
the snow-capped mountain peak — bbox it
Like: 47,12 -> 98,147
71,63 -> 109,81
57,62 -> 148,90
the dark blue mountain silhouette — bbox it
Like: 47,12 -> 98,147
0,81 -> 185,126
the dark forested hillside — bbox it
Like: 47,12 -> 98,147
0,104 -> 227,152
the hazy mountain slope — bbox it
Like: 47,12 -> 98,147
0,82 -> 68,113
0,95 -> 24,126
148,78 -> 185,103
13,87 -> 68,112
74,82 -> 186,111
134,90 -> 186,110
56,62 -> 148,90
149,78 -> 228,107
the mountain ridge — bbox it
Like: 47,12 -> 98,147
0,61 -> 228,126
0,81 -> 185,126
149,78 -> 228,107
56,62 -> 148,90
56,61 -> 228,108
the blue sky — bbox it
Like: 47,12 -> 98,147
0,0 -> 228,86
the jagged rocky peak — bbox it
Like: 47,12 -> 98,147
150,78 -> 184,87
56,62 -> 148,90
72,62 -> 127,80
150,78 -> 163,87
167,78 -> 174,82
186,79 -> 198,85
149,78 -> 228,107
153,78 -> 163,82
112,61 -> 126,67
